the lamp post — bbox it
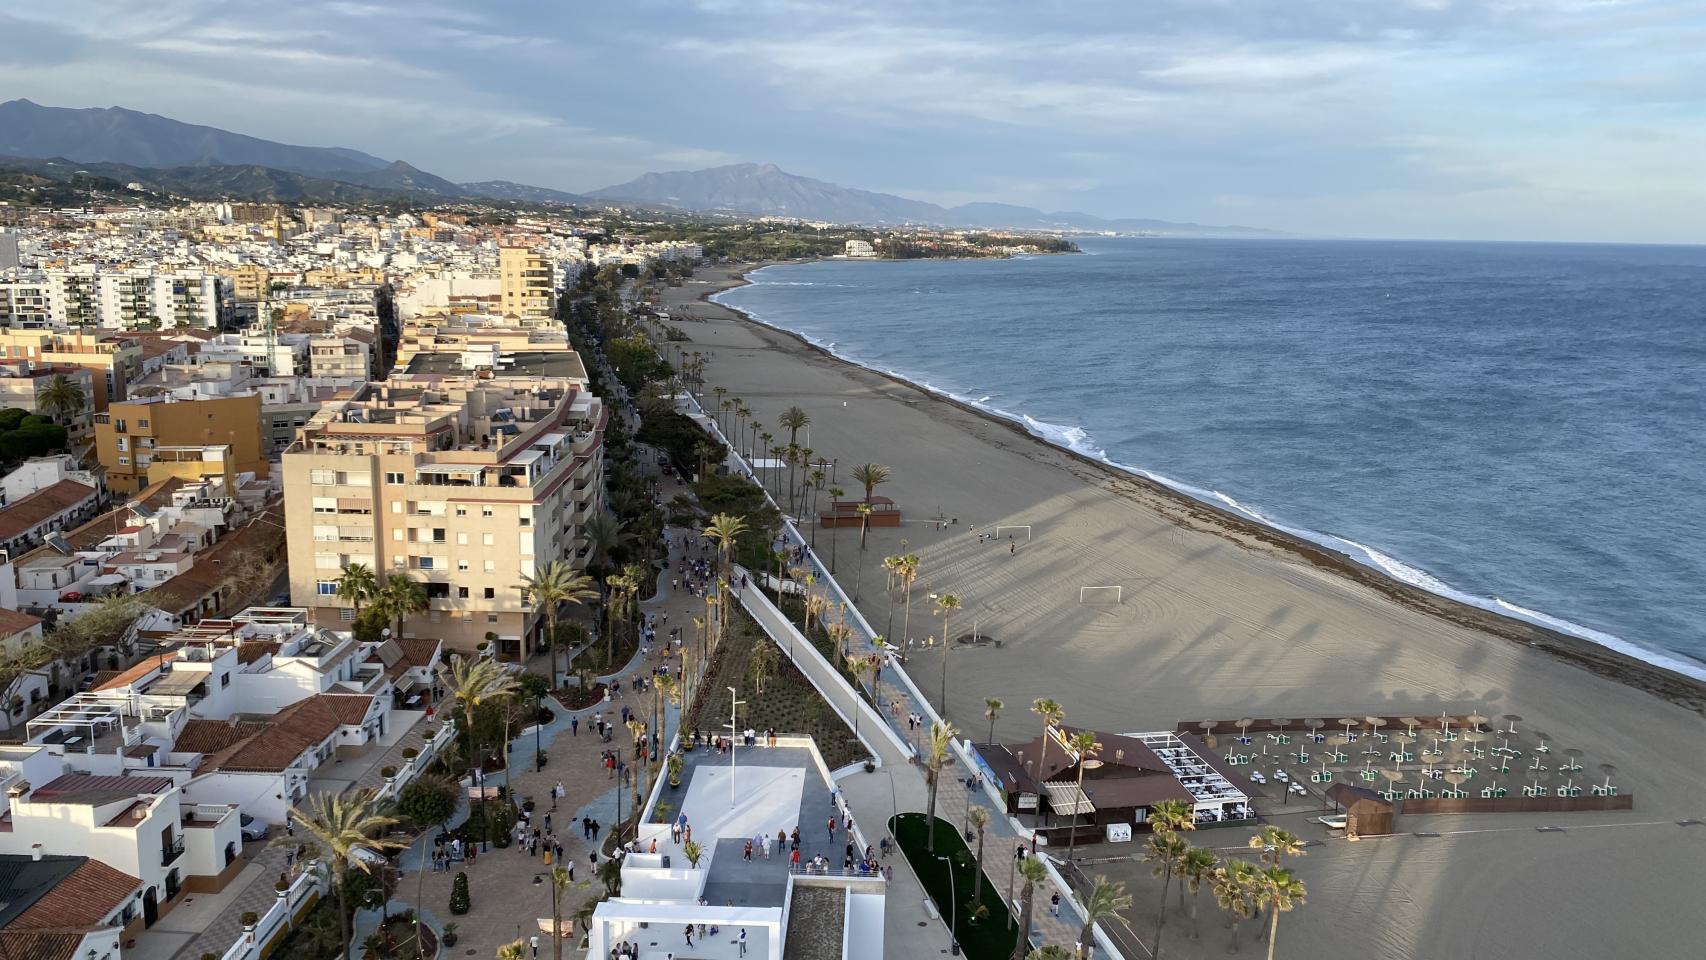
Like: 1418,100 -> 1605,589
726,687 -> 745,809
475,766 -> 489,852
934,853 -> 960,956
534,690 -> 544,771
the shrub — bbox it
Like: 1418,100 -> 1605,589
240,911 -> 259,927
380,766 -> 397,779
275,879 -> 290,892
401,748 -> 419,760
448,872 -> 470,915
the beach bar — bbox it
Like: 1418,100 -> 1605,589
976,726 -> 1253,845
818,496 -> 902,528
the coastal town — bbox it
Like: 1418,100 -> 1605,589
0,177 -> 1698,960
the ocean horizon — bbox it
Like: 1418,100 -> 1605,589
711,237 -> 1706,681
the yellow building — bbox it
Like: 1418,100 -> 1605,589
281,375 -> 605,656
215,264 -> 270,302
144,444 -> 240,490
499,247 -> 556,319
94,395 -> 268,495
0,329 -> 141,410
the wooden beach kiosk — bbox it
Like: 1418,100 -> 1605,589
819,496 -> 902,528
1326,783 -> 1394,840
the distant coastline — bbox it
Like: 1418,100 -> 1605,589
689,260 -> 1706,716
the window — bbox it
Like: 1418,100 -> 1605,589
386,472 -> 405,484
456,533 -> 468,545
457,560 -> 469,571
418,557 -> 434,570
520,517 -> 531,527
117,456 -> 130,465
340,608 -> 356,621
313,497 -> 337,514
310,469 -> 336,485
115,437 -> 128,451
221,673 -> 231,688
455,506 -> 467,517
391,502 -> 402,513
483,587 -> 496,600
487,614 -> 499,624
484,560 -> 495,573
432,528 -> 446,543
316,581 -> 338,596
457,586 -> 469,599
482,533 -> 494,546
482,506 -> 494,518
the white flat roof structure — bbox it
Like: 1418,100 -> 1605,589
1135,732 -> 1249,809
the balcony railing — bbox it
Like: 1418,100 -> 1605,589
162,836 -> 186,866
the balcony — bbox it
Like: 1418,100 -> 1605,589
162,835 -> 186,866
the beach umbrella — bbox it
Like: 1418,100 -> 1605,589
1561,747 -> 1584,774
1305,718 -> 1324,741
1400,716 -> 1421,738
1266,719 -> 1291,756
1462,730 -> 1487,759
1437,712 -> 1454,739
1338,717 -> 1359,740
1533,729 -> 1552,755
1236,717 -> 1255,743
1199,719 -> 1218,738
1501,713 -> 1522,736
1444,771 -> 1468,797
1598,763 -> 1618,794
1381,768 -> 1405,799
1366,716 -> 1387,741
1465,712 -> 1489,732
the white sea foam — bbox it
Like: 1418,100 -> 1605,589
711,277 -> 1706,683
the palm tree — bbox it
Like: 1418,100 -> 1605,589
436,657 -> 521,772
826,620 -> 855,667
807,469 -> 826,543
1212,860 -> 1261,954
933,592 -> 961,709
549,865 -> 573,960
851,462 -> 890,503
275,790 -> 401,960
518,561 -> 597,679
826,485 -> 845,573
712,386 -> 727,432
1077,876 -> 1133,960
496,938 -> 528,960
967,805 -> 991,904
1180,847 -> 1220,941
335,562 -> 378,617
1064,730 -> 1101,863
896,554 -> 920,659
1013,856 -> 1051,960
1147,798 -> 1197,958
779,406 -> 810,512
1255,866 -> 1306,959
378,574 -> 428,641
1026,949 -> 1075,960
983,697 -> 1004,745
1248,825 -> 1306,869
582,514 -> 630,579
845,654 -> 877,738
881,555 -> 904,635
37,374 -> 87,424
924,720 -> 957,851
1030,698 -> 1065,801
704,513 -> 749,583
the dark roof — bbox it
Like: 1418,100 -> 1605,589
1326,783 -> 1391,809
0,481 -> 98,542
174,719 -> 270,757
30,774 -> 174,805
0,854 -> 139,935
144,503 -> 285,614
7,859 -> 141,930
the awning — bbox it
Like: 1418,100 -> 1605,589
1044,782 -> 1096,816
149,672 -> 206,697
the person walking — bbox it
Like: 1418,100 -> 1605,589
571,716 -> 579,737
739,929 -> 748,956
684,925 -> 694,948
1050,891 -> 1061,917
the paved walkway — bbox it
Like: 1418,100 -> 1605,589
167,845 -> 295,960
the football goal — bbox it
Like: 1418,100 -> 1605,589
994,525 -> 1033,541
1078,585 -> 1123,605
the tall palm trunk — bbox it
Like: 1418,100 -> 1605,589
333,860 -> 352,960
1155,864 -> 1175,958
1265,904 -> 1282,960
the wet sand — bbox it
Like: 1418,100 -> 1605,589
660,263 -> 1706,959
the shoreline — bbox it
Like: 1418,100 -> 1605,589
685,260 -> 1706,716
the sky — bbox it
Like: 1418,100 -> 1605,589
2,0 -> 1704,242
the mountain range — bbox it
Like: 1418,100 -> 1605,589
0,99 -> 1278,236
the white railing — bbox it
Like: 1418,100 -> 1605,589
374,719 -> 456,802
219,861 -> 325,960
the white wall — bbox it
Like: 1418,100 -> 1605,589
182,770 -> 295,824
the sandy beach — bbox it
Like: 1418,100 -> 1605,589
661,262 -> 1706,959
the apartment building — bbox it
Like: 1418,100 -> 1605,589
0,329 -> 142,409
0,362 -> 96,437
94,395 -> 267,495
282,375 -> 606,655
41,268 -> 230,330
498,246 -> 557,319
0,277 -> 53,327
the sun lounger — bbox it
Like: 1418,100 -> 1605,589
1291,752 -> 1311,764
1331,751 -> 1349,763
1312,771 -> 1333,783
1360,769 -> 1378,782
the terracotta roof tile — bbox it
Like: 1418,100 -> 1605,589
0,931 -> 82,960
31,774 -> 174,805
90,651 -> 179,693
0,481 -> 98,542
0,609 -> 42,639
214,694 -> 374,773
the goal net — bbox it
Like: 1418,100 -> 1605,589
1078,585 -> 1123,605
994,525 -> 1033,541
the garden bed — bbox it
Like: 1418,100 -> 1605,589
553,683 -> 609,711
890,813 -> 1016,960
686,609 -> 867,770
363,911 -> 437,959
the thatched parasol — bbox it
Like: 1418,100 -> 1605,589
1338,717 -> 1360,740
1465,712 -> 1489,732
1305,718 -> 1325,741
1400,716 -> 1421,738
1597,763 -> 1618,793
1501,713 -> 1522,735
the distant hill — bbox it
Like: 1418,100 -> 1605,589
0,99 -> 390,177
590,162 -> 1281,237
0,155 -> 434,204
459,180 -> 589,205
588,163 -> 945,225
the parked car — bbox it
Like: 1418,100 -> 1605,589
76,673 -> 97,692
240,814 -> 269,841
1316,814 -> 1348,830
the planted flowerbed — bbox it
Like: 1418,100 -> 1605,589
686,609 -> 866,769
890,813 -> 1016,960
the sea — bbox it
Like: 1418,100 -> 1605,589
711,237 -> 1706,681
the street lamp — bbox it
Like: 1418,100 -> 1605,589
933,853 -> 961,956
475,766 -> 489,852
725,687 -> 745,808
